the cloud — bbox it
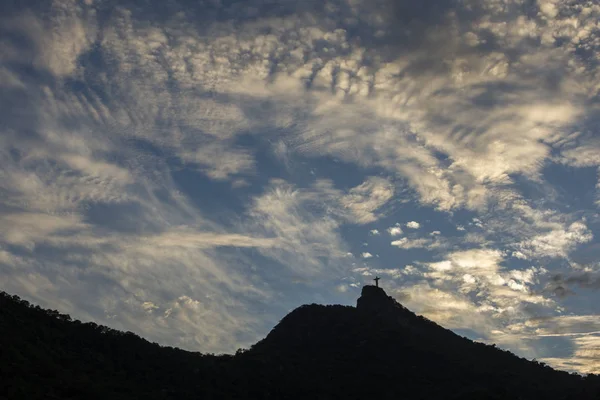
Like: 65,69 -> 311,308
0,231 -> 272,353
1,0 -> 97,78
422,250 -> 550,309
379,248 -> 556,361
406,221 -> 420,229
527,315 -> 600,337
5,0 -> 599,212
369,229 -> 380,236
181,141 -> 256,180
394,282 -> 493,334
141,230 -> 277,250
526,316 -> 600,373
248,179 -> 350,275
0,212 -> 88,249
339,177 -> 394,224
541,334 -> 600,375
276,0 -> 595,210
387,223 -> 403,236
390,237 -> 442,250
515,221 -> 593,259
4,0 -> 596,216
370,268 -> 404,279
421,249 -> 506,287
361,252 -> 373,259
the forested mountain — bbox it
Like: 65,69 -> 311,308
2,286 -> 600,399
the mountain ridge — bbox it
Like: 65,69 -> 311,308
2,287 -> 600,399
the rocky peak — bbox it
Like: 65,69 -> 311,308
356,285 -> 398,312
355,284 -> 417,329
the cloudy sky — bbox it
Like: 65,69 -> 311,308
2,0 -> 600,373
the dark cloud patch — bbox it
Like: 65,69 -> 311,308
562,273 -> 600,289
552,285 -> 575,299
545,272 -> 600,298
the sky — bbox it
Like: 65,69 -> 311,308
1,0 -> 600,374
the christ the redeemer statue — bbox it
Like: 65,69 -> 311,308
374,276 -> 380,287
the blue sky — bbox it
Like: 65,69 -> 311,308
2,0 -> 600,373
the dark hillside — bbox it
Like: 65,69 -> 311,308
2,287 -> 600,399
239,286 -> 599,399
0,291 -> 229,400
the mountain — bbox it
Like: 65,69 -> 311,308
1,286 -> 599,399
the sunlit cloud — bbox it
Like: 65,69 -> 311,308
387,224 -> 403,237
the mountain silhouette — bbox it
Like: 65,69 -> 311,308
2,286 -> 600,399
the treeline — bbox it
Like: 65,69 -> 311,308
0,291 -> 230,399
